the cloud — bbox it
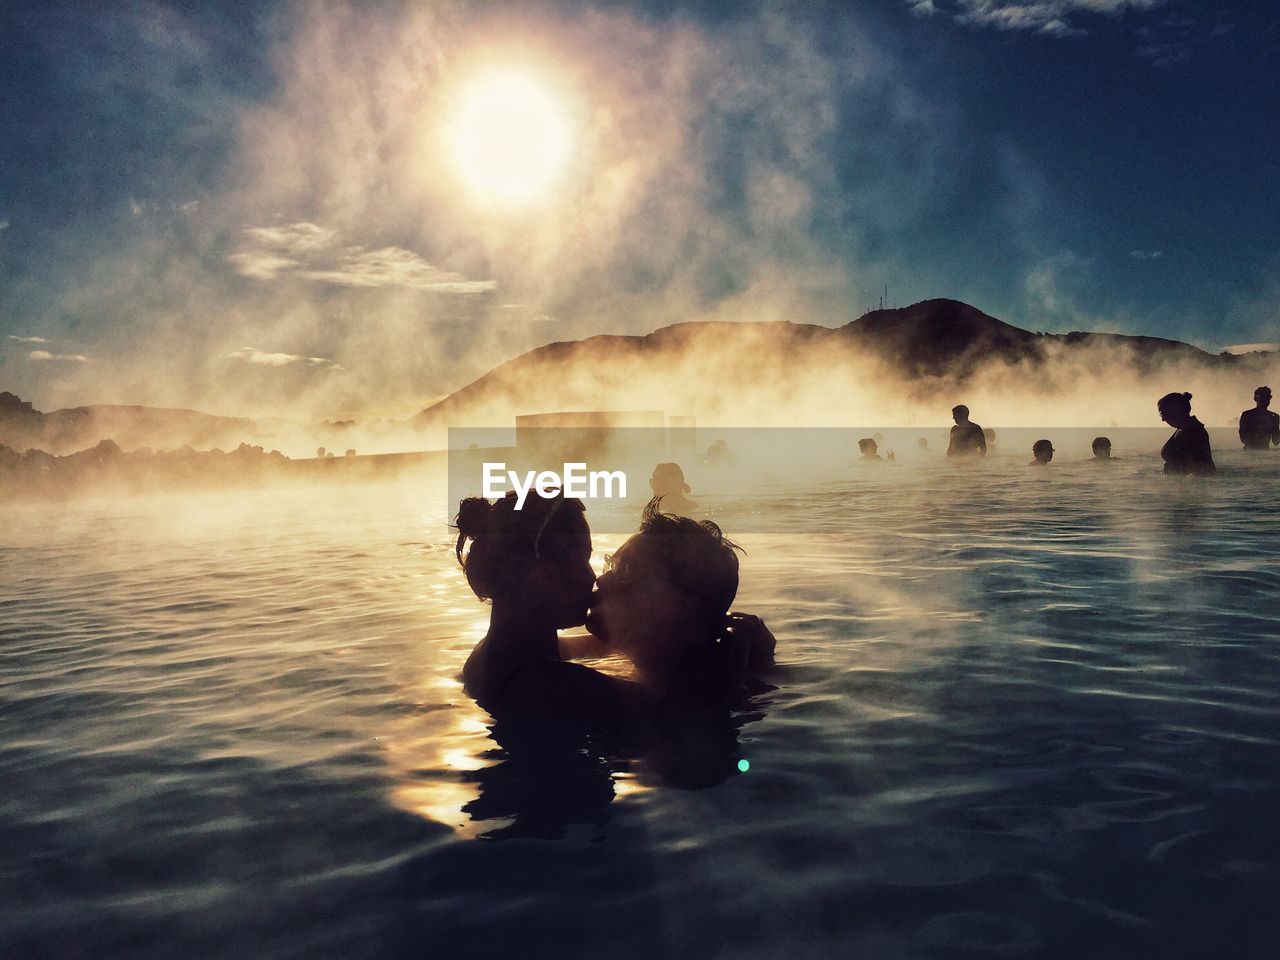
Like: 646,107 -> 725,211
909,0 -> 940,16
225,251 -> 302,280
1135,40 -> 1190,66
948,0 -> 1166,34
1128,249 -> 1164,259
9,335 -> 51,344
229,223 -> 496,293
225,346 -> 343,369
1221,343 -> 1280,355
28,350 -> 90,363
0,219 -> 9,231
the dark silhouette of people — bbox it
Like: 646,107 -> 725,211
454,491 -> 639,735
858,438 -> 882,462
1090,437 -> 1117,461
1030,439 -> 1053,466
583,500 -> 775,707
703,439 -> 730,465
946,405 -> 987,458
869,432 -> 894,460
648,462 -> 697,515
1239,386 -> 1280,450
1158,392 -> 1215,475
454,493 -> 775,831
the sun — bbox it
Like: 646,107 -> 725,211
450,70 -> 572,206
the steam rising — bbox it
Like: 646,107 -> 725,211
1,3 -> 1275,451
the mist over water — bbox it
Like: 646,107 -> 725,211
4,447 -> 1280,958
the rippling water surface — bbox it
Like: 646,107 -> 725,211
4,449 -> 1280,959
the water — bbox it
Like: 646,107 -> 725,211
3,449 -> 1280,959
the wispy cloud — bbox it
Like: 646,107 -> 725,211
228,223 -> 496,293
1128,249 -> 1164,259
9,335 -> 51,344
943,0 -> 1165,35
909,0 -> 940,17
225,346 -> 343,370
28,350 -> 90,363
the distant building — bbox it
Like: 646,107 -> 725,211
515,411 -> 666,465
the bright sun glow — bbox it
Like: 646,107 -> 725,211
451,71 -> 572,205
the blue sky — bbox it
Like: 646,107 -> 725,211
1,0 -> 1277,416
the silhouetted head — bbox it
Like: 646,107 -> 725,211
952,404 -> 970,424
649,462 -> 691,498
587,500 -> 740,677
858,438 -> 878,456
454,491 -> 594,628
1031,439 -> 1054,464
983,427 -> 996,445
1157,391 -> 1194,428
1092,436 -> 1112,459
704,439 -> 729,464
1255,386 -> 1272,409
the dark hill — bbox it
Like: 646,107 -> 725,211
413,298 -> 1236,428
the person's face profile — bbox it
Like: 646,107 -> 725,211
588,536 -> 702,664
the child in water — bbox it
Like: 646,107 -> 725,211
582,500 -> 775,707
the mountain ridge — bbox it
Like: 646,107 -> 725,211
412,298 -> 1241,428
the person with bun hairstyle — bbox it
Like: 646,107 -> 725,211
454,490 -> 637,732
1157,392 -> 1215,475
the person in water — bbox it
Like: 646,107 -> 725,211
946,405 -> 987,458
1090,437 -> 1115,461
983,427 -> 996,450
703,439 -> 730,465
455,490 -> 637,732
648,462 -> 697,515
858,438 -> 882,462
871,432 -> 895,460
1030,439 -> 1054,466
1158,392 -> 1215,475
1238,386 -> 1280,450
582,500 -> 775,706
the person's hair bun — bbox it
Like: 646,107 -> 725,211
1183,392 -> 1193,401
455,497 -> 493,540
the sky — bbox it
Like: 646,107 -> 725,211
1,0 -> 1277,418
